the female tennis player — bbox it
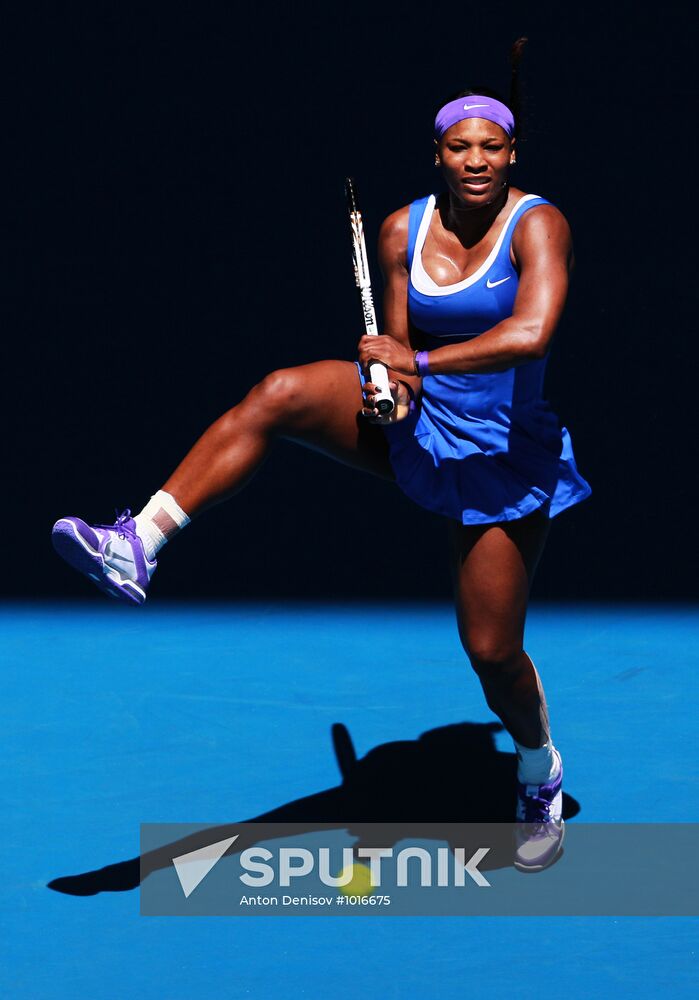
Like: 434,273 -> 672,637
52,39 -> 590,872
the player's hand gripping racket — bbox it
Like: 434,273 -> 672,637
345,177 -> 394,416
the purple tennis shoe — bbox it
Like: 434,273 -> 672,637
514,748 -> 565,872
52,510 -> 156,605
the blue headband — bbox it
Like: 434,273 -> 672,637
434,95 -> 515,139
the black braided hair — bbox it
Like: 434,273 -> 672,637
507,36 -> 528,138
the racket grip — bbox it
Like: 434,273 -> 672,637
368,361 -> 395,415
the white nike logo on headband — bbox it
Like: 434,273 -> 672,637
463,103 -> 489,110
486,276 -> 512,288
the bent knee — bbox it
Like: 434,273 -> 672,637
247,368 -> 308,428
463,638 -> 524,677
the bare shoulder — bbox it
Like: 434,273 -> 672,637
379,204 -> 411,239
514,201 -> 572,246
512,199 -> 573,266
378,205 -> 411,269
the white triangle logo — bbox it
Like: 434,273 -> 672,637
172,835 -> 239,898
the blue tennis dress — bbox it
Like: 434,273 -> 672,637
376,192 -> 591,524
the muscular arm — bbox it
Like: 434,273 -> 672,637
424,205 -> 573,374
376,207 -> 422,397
359,204 -> 574,377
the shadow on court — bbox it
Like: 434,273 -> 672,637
48,720 -> 580,896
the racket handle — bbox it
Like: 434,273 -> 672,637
368,361 -> 394,415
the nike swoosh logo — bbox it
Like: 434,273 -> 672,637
486,276 -> 512,288
463,103 -> 489,110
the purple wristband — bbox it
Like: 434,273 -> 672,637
415,350 -> 430,377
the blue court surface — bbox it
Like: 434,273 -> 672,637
4,601 -> 698,998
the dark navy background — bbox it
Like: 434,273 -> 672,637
3,3 -> 694,600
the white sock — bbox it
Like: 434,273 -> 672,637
514,738 -> 560,784
134,490 -> 191,561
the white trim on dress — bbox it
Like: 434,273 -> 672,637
410,193 -> 541,297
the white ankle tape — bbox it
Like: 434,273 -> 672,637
514,739 -> 559,784
134,490 -> 191,559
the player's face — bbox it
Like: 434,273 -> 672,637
436,118 -> 513,207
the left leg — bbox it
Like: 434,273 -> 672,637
448,508 -> 551,749
449,508 -> 565,870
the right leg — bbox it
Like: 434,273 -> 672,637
52,361 -> 392,602
162,360 -> 393,517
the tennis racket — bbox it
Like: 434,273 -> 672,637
345,177 -> 394,416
